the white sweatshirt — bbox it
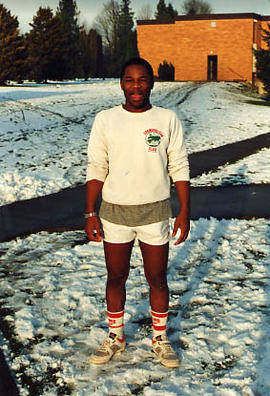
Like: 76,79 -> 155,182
86,105 -> 189,206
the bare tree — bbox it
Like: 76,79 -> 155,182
93,0 -> 120,52
137,4 -> 153,20
93,0 -> 137,77
181,0 -> 212,15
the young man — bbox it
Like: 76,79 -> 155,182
85,58 -> 190,368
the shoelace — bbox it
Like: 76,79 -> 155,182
158,341 -> 175,355
99,338 -> 114,353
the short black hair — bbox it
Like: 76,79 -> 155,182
120,57 -> 154,84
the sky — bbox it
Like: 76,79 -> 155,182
2,0 -> 270,33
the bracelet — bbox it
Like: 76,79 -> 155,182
85,212 -> 97,218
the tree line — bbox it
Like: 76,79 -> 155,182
0,0 -> 215,85
0,0 -> 103,84
0,0 -> 138,84
1,0 -> 269,96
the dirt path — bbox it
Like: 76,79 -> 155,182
189,132 -> 270,178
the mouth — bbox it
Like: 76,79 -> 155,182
130,93 -> 144,101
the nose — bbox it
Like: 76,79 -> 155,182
133,79 -> 142,88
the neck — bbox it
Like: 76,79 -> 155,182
122,103 -> 152,113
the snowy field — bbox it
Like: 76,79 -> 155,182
0,80 -> 270,395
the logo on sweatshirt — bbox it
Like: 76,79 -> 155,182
144,129 -> 163,152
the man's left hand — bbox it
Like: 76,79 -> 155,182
171,211 -> 190,245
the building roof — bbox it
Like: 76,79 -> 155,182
137,13 -> 270,25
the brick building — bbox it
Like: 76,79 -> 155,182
137,13 -> 270,87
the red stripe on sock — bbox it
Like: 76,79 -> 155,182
151,311 -> 168,319
107,311 -> 124,319
153,325 -> 167,331
109,324 -> 124,329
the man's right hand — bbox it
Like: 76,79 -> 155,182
85,216 -> 102,242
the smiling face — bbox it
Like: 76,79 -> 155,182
120,64 -> 153,113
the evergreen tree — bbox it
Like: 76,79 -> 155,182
57,0 -> 81,78
26,7 -> 67,82
155,0 -> 168,19
155,0 -> 178,20
89,29 -> 103,77
158,60 -> 175,80
116,0 -> 138,69
80,27 -> 103,79
80,27 -> 92,80
255,23 -> 270,97
181,0 -> 212,15
0,5 -> 26,84
167,3 -> 178,19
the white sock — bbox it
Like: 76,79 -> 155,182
107,310 -> 124,339
151,309 -> 168,340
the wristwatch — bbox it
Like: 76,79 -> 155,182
85,212 -> 97,218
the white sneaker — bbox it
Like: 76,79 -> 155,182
89,333 -> 126,365
152,335 -> 180,368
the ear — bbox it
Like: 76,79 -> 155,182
120,80 -> 124,91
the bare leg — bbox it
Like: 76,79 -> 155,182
139,241 -> 169,312
103,240 -> 134,312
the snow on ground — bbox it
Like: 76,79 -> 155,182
178,82 -> 270,152
1,219 -> 270,395
0,80 -> 270,395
